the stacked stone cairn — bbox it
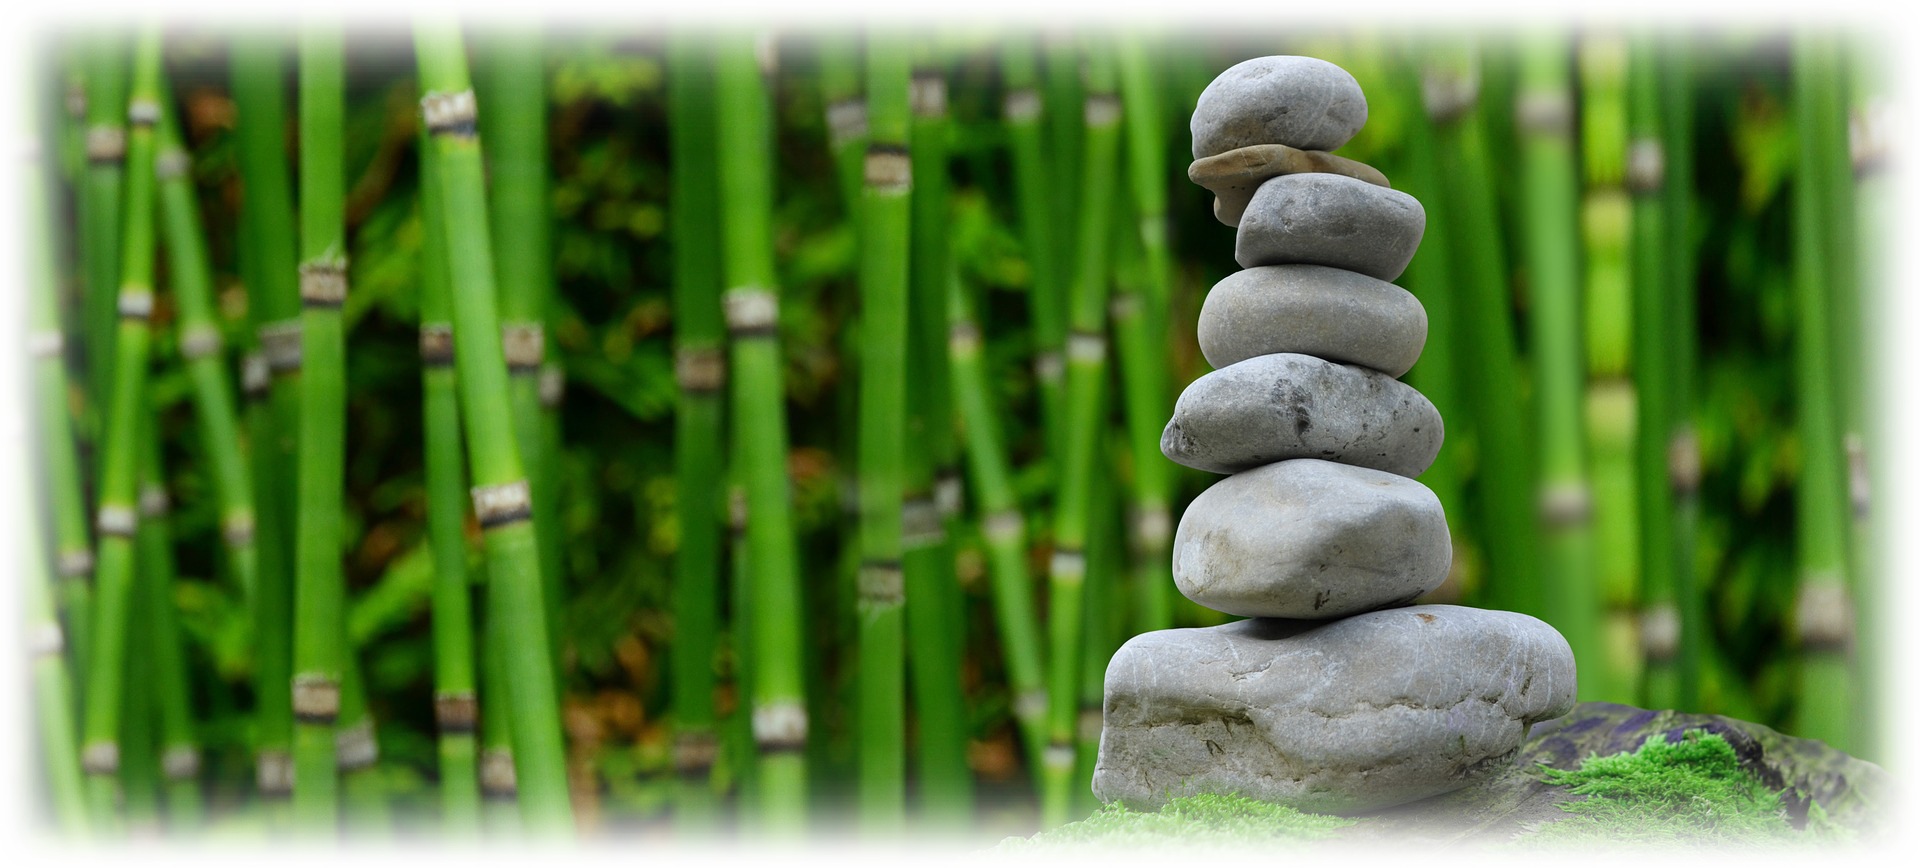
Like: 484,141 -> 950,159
1091,56 -> 1577,814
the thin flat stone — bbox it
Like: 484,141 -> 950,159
1198,264 -> 1426,377
1234,173 -> 1426,282
1092,606 -> 1578,814
1173,459 -> 1449,619
1190,144 -> 1391,228
1191,56 -> 1368,158
1161,352 -> 1442,477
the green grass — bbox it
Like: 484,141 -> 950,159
1525,730 -> 1848,847
994,793 -> 1354,851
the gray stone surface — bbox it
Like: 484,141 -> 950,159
1198,265 -> 1426,376
1173,459 -> 1449,619
1190,144 -> 1391,228
1091,606 -> 1578,814
1161,352 -> 1443,477
1191,56 -> 1368,158
1234,173 -> 1426,282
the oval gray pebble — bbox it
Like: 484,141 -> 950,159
1191,56 -> 1368,157
1198,264 -> 1427,377
1234,173 -> 1426,281
1161,352 -> 1443,477
1173,459 -> 1449,619
1092,605 -> 1577,813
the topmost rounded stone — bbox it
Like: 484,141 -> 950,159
1191,56 -> 1368,158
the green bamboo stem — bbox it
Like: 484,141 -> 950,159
416,19 -> 575,833
1787,32 -> 1854,752
1042,37 -> 1121,829
854,34 -> 911,831
121,535 -> 161,835
479,587 -> 522,831
1843,0 -> 1920,783
666,31 -> 726,831
820,34 -> 868,213
338,655 -> 389,835
1425,43 -> 1544,617
79,33 -> 128,440
1075,439 -> 1126,816
1576,33 -> 1641,703
713,31 -> 809,832
31,72 -> 98,719
135,431 -> 203,832
1847,47 -> 1890,761
902,48 -> 972,825
1516,33 -> 1602,699
1000,35 -> 1066,465
1111,33 -> 1176,634
1657,40 -> 1704,712
289,25 -> 348,829
946,271 -> 1048,779
478,30 -> 566,676
0,13 -> 102,860
417,123 -> 482,834
1042,30 -> 1084,266
77,25 -> 161,829
1624,35 -> 1680,710
230,33 -> 301,804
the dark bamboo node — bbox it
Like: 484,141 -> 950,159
1067,330 -> 1106,362
1539,482 -> 1594,529
256,750 -> 294,797
222,512 -> 258,548
1626,138 -> 1665,193
138,483 -> 171,519
418,323 -> 455,367
259,321 -> 304,376
827,98 -> 867,146
858,559 -> 906,605
935,470 -> 963,518
29,621 -> 64,658
1422,70 -> 1478,124
1034,350 -> 1064,382
1846,435 -> 1871,518
117,288 -> 154,321
162,746 -> 202,781
1084,92 -> 1121,126
1843,99 -> 1904,176
127,98 -> 161,127
1003,87 -> 1040,121
1015,688 -> 1048,724
298,262 -> 348,308
981,509 -> 1023,544
84,125 -> 125,163
3,133 -> 40,162
752,700 -> 809,752
947,319 -> 981,352
336,720 -> 378,771
674,346 -> 726,394
863,144 -> 912,192
479,748 -> 518,798
501,322 -> 546,373
421,89 -> 478,138
1668,428 -> 1703,496
241,352 -> 270,399
1130,504 -> 1172,549
1516,89 -> 1574,136
1049,547 -> 1087,579
291,674 -> 342,724
95,504 -> 137,539
672,730 -> 720,776
722,287 -> 779,338
1077,705 -> 1102,742
539,363 -> 566,408
56,548 -> 95,579
901,496 -> 944,547
434,692 -> 479,734
179,323 -> 222,361
1640,603 -> 1680,663
911,73 -> 948,117
154,147 -> 190,182
1795,581 -> 1855,653
81,741 -> 120,775
28,329 -> 63,359
471,479 -> 534,529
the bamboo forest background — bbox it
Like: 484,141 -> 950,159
18,22 -> 1894,840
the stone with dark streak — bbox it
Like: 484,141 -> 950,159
1234,173 -> 1426,281
1191,55 -> 1369,157
1189,143 -> 1391,228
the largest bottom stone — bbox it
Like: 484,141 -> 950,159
1091,605 -> 1576,814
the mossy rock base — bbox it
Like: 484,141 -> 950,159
975,702 -> 1920,864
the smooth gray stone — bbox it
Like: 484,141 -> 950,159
1198,264 -> 1427,377
1191,56 -> 1368,157
1173,459 -> 1449,619
1234,173 -> 1426,282
1092,605 -> 1578,814
1161,352 -> 1443,477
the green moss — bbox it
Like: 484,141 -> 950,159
1524,729 -> 1850,847
992,793 -> 1353,852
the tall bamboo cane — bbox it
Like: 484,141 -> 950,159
77,24 -> 161,829
1657,39 -> 1704,712
820,34 -> 868,214
713,32 -> 810,831
415,19 -> 575,833
1001,36 -> 1066,466
1843,0 -> 1920,779
78,33 -> 128,442
1848,47 -> 1890,760
136,430 -> 203,831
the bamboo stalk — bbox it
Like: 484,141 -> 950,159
79,32 -> 128,441
1000,35 -> 1066,467
417,122 -> 482,833
1835,0 -> 1920,783
415,19 -> 575,833
0,11 -> 102,860
229,33 -> 300,805
666,30 -> 726,832
338,654 -> 389,835
77,25 -> 162,829
713,31 -> 809,831
1847,45 -> 1891,761
135,430 -> 203,831
289,24 -> 348,829
1657,39 -> 1704,711
820,34 -> 868,214
1787,32 -> 1855,752
902,46 -> 972,825
1042,36 -> 1121,828
1515,33 -> 1602,698
479,585 -> 522,832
